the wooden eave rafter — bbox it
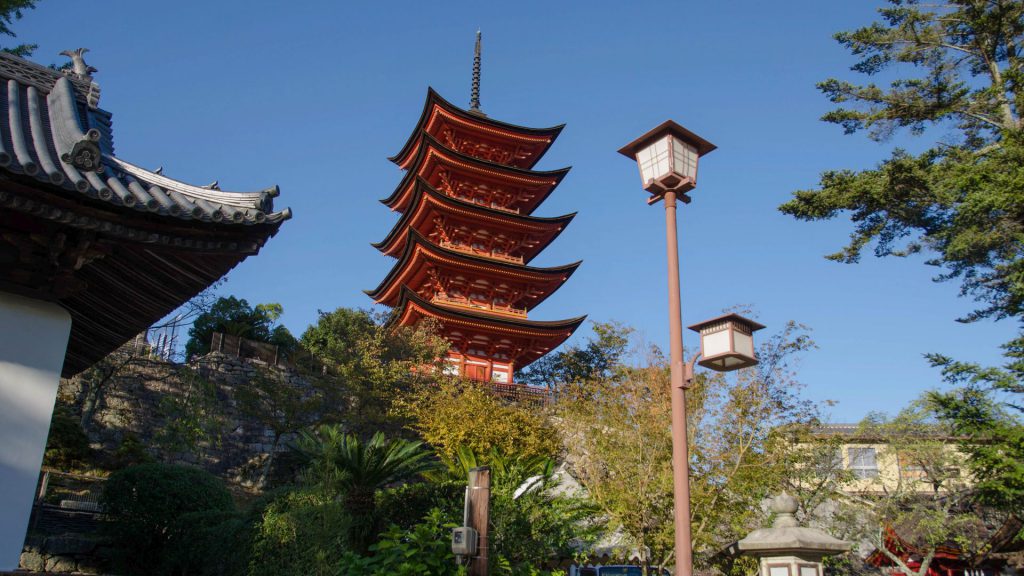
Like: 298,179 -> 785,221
380,132 -> 570,215
393,286 -> 584,367
366,227 -> 580,308
389,88 -> 563,170
372,178 -> 575,263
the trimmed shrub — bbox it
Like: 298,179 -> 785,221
99,463 -> 234,575
164,510 -> 253,576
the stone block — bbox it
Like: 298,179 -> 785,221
45,554 -> 77,572
19,550 -> 45,571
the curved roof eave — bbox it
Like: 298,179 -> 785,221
388,87 -> 565,167
380,132 -> 571,211
0,57 -> 292,227
366,227 -> 582,303
372,178 -> 577,258
396,285 -> 588,333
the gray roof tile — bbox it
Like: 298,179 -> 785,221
0,52 -> 291,226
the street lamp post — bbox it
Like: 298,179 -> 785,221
619,121 -> 763,576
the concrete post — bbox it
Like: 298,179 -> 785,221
0,292 -> 71,570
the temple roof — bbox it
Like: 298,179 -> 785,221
390,88 -> 564,170
381,131 -> 569,215
393,286 -> 585,367
0,51 -> 290,376
366,227 -> 580,308
0,52 -> 290,226
372,177 -> 576,263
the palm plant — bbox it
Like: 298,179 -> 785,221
292,425 -> 438,552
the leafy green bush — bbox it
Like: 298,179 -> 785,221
99,463 -> 234,575
248,488 -> 351,576
164,510 -> 253,576
375,479 -> 463,530
44,405 -> 91,468
335,508 -> 464,576
108,432 -> 154,469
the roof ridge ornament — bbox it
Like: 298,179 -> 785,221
469,30 -> 486,117
59,48 -> 96,81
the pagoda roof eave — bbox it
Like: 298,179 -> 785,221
392,286 -> 585,369
389,87 -> 565,169
365,227 -> 582,305
396,285 -> 586,333
371,178 -> 577,262
380,132 -> 571,214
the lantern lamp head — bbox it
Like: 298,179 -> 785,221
618,120 -> 717,199
688,313 -> 765,372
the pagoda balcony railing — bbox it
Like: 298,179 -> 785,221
485,381 -> 551,404
431,294 -> 528,318
439,240 -> 525,264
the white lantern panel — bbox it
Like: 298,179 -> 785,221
492,370 -> 509,384
701,329 -> 732,358
769,567 -> 791,576
638,136 -> 671,183
733,331 -> 754,359
800,566 -> 819,576
671,138 -> 699,180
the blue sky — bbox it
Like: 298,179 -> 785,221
16,0 -> 1019,422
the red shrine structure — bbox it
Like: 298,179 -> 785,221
368,50 -> 584,386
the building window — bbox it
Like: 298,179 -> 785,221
898,452 -> 926,481
848,447 -> 878,479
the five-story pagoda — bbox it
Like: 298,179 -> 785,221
368,38 -> 584,386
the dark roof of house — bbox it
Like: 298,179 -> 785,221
0,51 -> 290,376
0,51 -> 290,226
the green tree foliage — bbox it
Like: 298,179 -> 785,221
556,321 -> 819,572
335,508 -> 465,576
99,463 -> 234,575
43,404 -> 91,469
439,447 -> 602,572
517,321 -> 632,388
185,296 -> 298,359
300,308 -> 449,434
291,426 -> 437,553
838,404 -> 1001,576
926,316 -> 1024,524
779,0 -> 1024,322
0,0 -> 35,57
248,488 -> 350,576
401,378 -> 562,465
779,0 -> 1024,524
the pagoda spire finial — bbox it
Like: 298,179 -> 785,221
469,30 -> 486,116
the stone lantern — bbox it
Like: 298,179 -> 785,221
736,494 -> 850,576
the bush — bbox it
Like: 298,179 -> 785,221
375,479 -> 463,531
99,463 -> 234,575
44,405 -> 91,468
164,510 -> 253,576
248,488 -> 351,576
107,432 -> 154,469
335,508 -> 463,576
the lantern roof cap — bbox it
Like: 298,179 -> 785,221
617,119 -> 717,160
688,313 -> 765,333
736,493 -> 850,557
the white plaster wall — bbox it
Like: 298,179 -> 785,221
0,292 -> 71,570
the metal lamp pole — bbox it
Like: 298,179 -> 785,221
663,187 -> 693,576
